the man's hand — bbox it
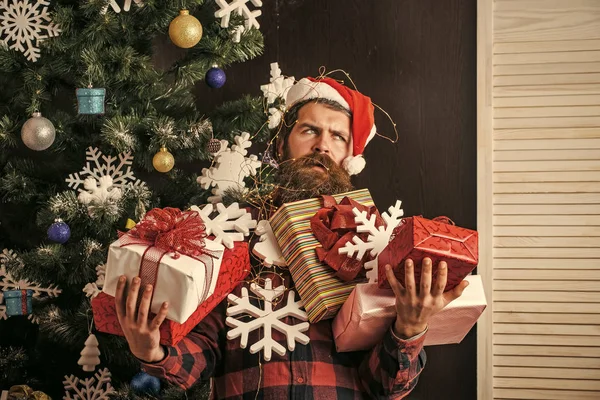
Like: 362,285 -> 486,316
115,275 -> 169,363
385,258 -> 469,339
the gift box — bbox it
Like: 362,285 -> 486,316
93,242 -> 250,346
378,216 -> 478,292
332,274 -> 486,352
102,207 -> 225,324
4,289 -> 33,316
269,189 -> 374,323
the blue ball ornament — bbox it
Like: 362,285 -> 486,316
47,219 -> 71,244
205,67 -> 226,88
131,372 -> 161,396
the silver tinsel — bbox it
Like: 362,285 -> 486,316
21,112 -> 56,151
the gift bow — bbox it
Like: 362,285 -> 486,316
310,195 -> 384,281
8,385 -> 51,400
118,207 -> 222,304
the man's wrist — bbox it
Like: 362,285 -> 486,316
393,320 -> 427,340
135,346 -> 166,364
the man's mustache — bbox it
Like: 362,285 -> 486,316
287,153 -> 336,169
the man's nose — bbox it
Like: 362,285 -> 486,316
312,134 -> 331,154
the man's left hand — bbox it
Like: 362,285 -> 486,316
384,257 -> 469,339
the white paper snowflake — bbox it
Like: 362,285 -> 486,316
190,202 -> 257,249
100,0 -> 144,14
0,0 -> 61,62
252,220 -> 286,267
82,263 -> 106,299
197,132 -> 261,203
214,0 -> 262,42
338,201 -> 404,283
0,248 -> 62,320
63,367 -> 115,400
226,278 -> 309,361
66,147 -> 146,207
260,62 -> 295,129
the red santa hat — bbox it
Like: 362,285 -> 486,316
285,77 -> 377,175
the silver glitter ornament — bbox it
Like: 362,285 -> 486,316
21,112 -> 56,151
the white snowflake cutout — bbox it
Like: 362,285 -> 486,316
197,132 -> 261,203
252,220 -> 286,267
82,263 -> 106,299
190,202 -> 257,249
226,278 -> 309,361
63,367 -> 115,400
214,0 -> 262,42
338,201 -> 404,283
100,0 -> 144,14
66,147 -> 146,207
0,0 -> 62,62
260,62 -> 295,129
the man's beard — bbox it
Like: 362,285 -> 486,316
273,153 -> 354,205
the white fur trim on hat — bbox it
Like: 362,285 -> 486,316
286,78 -> 350,110
342,154 -> 366,176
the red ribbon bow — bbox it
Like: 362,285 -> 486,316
310,196 -> 384,281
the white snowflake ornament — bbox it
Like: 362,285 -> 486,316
338,201 -> 404,283
66,147 -> 146,207
214,0 -> 262,42
260,62 -> 295,129
197,132 -> 261,203
82,263 -> 106,299
0,0 -> 61,62
226,278 -> 309,361
100,0 -> 144,14
252,220 -> 286,267
190,202 -> 257,249
63,367 -> 115,400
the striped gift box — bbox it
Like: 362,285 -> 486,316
269,189 -> 374,323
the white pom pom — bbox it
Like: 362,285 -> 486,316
342,155 -> 366,176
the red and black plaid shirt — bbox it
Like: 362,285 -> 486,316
141,269 -> 426,399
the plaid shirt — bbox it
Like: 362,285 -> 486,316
141,269 -> 426,399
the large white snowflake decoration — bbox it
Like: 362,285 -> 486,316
190,202 -> 257,249
82,263 -> 106,299
63,367 -> 115,400
260,62 -> 295,129
197,132 -> 261,203
252,220 -> 286,267
66,147 -> 146,207
214,0 -> 262,42
226,278 -> 309,361
0,0 -> 62,62
100,0 -> 144,14
0,248 -> 62,321
338,201 -> 404,283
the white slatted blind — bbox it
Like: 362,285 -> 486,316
482,0 -> 600,398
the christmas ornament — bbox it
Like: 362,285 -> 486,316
130,372 -> 161,396
252,220 -> 286,267
78,333 -> 101,372
1,248 -> 62,321
214,0 -> 262,42
82,264 -> 106,299
261,62 -> 295,129
4,289 -> 33,316
207,137 -> 222,154
125,218 -> 136,229
152,146 -> 175,173
338,200 -> 404,283
197,132 -> 261,203
47,219 -> 71,244
3,385 -> 51,400
168,9 -> 202,48
226,278 -> 309,361
261,150 -> 279,169
76,87 -> 106,115
0,0 -> 62,62
205,66 -> 226,88
66,147 -> 146,208
101,0 -> 144,14
63,368 -> 115,399
21,112 -> 55,151
189,202 -> 257,249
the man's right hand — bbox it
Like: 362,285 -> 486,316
114,275 -> 169,363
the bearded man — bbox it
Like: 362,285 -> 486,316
115,77 -> 468,399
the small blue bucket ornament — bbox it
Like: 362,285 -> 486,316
4,289 -> 33,316
76,87 -> 106,115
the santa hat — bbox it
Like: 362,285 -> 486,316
285,77 -> 377,175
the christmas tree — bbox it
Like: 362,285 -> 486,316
0,0 -> 270,397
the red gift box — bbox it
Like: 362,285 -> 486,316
92,242 -> 250,346
377,217 -> 478,292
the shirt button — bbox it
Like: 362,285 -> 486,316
297,377 -> 304,383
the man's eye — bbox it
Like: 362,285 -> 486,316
303,129 -> 316,134
334,134 -> 347,142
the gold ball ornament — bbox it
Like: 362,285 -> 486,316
169,9 -> 203,48
153,147 -> 175,173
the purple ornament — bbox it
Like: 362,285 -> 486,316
205,67 -> 226,88
48,219 -> 71,244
